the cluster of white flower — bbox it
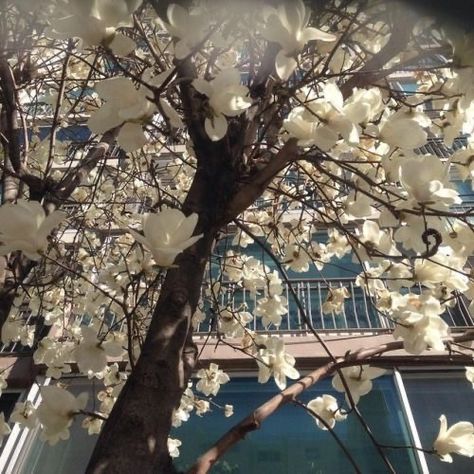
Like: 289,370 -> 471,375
2,0 -> 474,467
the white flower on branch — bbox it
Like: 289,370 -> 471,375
82,416 -> 104,435
343,87 -> 384,125
255,293 -> 288,328
379,106 -> 431,149
307,394 -> 347,430
10,401 -> 38,430
88,77 -> 157,152
224,404 -> 234,417
218,308 -> 253,338
284,83 -> 359,151
465,367 -> 474,389
172,387 -> 195,428
37,386 -> 88,445
0,413 -> 11,446
433,415 -> 474,463
192,69 -> 252,141
332,365 -> 386,405
321,287 -> 350,315
261,0 -> 336,80
196,363 -> 230,396
0,375 -> 6,397
398,155 -> 461,210
47,0 -> 140,55
282,243 -> 311,272
391,293 -> 449,355
167,437 -> 182,458
163,4 -> 209,59
452,141 -> 474,181
74,327 -> 125,375
128,208 -> 203,267
257,336 -> 300,390
0,200 -> 66,261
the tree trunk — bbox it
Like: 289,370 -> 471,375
86,224 -> 216,474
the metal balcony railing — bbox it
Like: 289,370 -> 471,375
1,279 -> 472,353
195,278 -> 474,334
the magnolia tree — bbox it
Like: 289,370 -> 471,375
0,0 -> 474,472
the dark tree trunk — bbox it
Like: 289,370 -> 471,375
86,227 -> 216,474
86,155 -> 226,473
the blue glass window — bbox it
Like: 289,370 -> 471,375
403,372 -> 474,474
173,376 -> 419,473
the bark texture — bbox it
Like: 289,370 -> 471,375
86,229 -> 215,473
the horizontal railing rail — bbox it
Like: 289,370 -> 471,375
2,279 -> 472,353
195,278 -> 473,334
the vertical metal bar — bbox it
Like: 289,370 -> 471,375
285,282 -> 291,331
306,281 -> 312,331
318,282 -> 325,330
350,281 -> 360,329
331,282 -> 337,329
393,370 -> 429,474
361,283 -> 372,329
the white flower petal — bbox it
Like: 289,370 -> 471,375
205,115 -> 228,141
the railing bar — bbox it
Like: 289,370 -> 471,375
331,282 -> 337,329
361,283 -> 373,329
286,283 -> 292,331
318,282 -> 324,330
306,282 -> 312,330
351,281 -> 360,329
339,282 -> 349,330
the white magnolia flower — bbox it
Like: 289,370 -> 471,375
343,87 -> 384,125
37,386 -> 88,445
0,200 -> 66,260
332,365 -> 386,405
172,387 -> 194,428
399,155 -> 461,209
284,84 -> 359,151
168,437 -> 182,458
74,327 -> 124,375
327,229 -> 351,258
82,416 -> 103,435
452,143 -> 474,181
224,404 -> 234,417
354,220 -> 400,263
379,105 -> 431,149
218,308 -> 253,338
391,294 -> 449,355
283,243 -> 311,272
321,287 -> 350,315
466,366 -> 474,389
0,375 -> 7,397
262,0 -> 335,80
164,4 -> 209,59
47,0 -> 140,54
196,363 -> 230,396
255,294 -> 288,328
192,69 -> 251,141
307,394 -> 347,430
0,413 -> 11,446
241,257 -> 268,295
257,336 -> 300,390
195,399 -> 210,416
10,401 -> 38,430
433,415 -> 474,463
88,77 -> 156,152
128,208 -> 203,267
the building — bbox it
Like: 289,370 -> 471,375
0,5 -> 473,473
0,129 -> 473,473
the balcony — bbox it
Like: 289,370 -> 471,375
195,278 -> 474,334
2,278 -> 472,354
